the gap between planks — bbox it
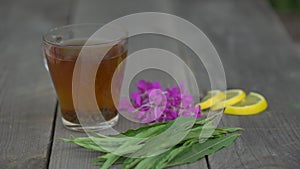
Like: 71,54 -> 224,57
46,101 -> 59,168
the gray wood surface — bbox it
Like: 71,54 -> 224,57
203,1 -> 300,168
1,0 -> 300,168
0,0 -> 71,168
48,112 -> 101,169
48,0 -> 209,168
49,0 -> 300,169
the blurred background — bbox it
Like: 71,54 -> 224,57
270,0 -> 300,54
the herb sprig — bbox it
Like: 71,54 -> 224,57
62,116 -> 241,169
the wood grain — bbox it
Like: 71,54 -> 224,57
197,1 -> 300,168
0,0 -> 71,168
48,0 -> 210,168
49,0 -> 300,169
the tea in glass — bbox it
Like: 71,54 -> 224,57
42,24 -> 127,131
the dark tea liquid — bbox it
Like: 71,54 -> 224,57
45,39 -> 127,124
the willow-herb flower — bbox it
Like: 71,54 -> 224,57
119,80 -> 201,123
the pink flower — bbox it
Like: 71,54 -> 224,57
118,80 -> 201,123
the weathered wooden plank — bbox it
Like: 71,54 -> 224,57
50,114 -> 209,169
151,0 -> 300,168
48,0 -> 210,168
48,112 -> 101,169
295,43 -> 300,56
191,1 -> 300,168
49,0 -> 300,168
0,0 -> 71,168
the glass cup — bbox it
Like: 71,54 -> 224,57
42,23 -> 127,131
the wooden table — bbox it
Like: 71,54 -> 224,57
1,0 -> 300,168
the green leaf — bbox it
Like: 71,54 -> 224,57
152,138 -> 199,169
61,137 -> 109,152
98,153 -> 120,169
166,134 -> 240,167
121,121 -> 169,137
218,127 -> 243,133
131,116 -> 195,157
133,155 -> 161,169
92,156 -> 126,166
122,157 -> 143,169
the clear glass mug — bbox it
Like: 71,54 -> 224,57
42,23 -> 127,131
